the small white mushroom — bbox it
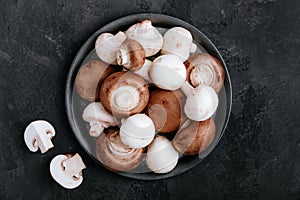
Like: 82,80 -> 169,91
126,20 -> 163,57
82,102 -> 117,137
120,114 -> 155,149
181,81 -> 219,121
95,31 -> 127,65
50,153 -> 86,189
161,27 -> 197,62
150,55 -> 186,90
24,120 -> 55,154
134,59 -> 152,82
146,135 -> 179,173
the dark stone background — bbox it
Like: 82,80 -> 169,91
0,0 -> 299,199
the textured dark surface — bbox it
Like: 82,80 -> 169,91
0,0 -> 299,199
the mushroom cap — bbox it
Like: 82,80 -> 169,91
95,128 -> 145,171
24,120 -> 55,154
126,20 -> 163,57
145,89 -> 186,133
146,135 -> 179,173
161,27 -> 196,62
117,39 -> 146,71
150,55 -> 186,90
120,114 -> 155,149
95,32 -> 127,65
100,71 -> 149,118
184,84 -> 219,121
50,154 -> 86,189
75,60 -> 120,101
185,53 -> 225,92
172,118 -> 216,155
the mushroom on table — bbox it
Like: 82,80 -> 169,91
24,120 -> 55,154
50,153 -> 86,189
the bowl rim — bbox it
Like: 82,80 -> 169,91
65,13 -> 232,180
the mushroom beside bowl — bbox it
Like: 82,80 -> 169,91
65,13 -> 232,180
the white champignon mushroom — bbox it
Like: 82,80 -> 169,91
24,120 -> 55,154
150,55 -> 186,90
146,135 -> 179,173
126,20 -> 163,57
82,102 -> 117,137
181,81 -> 219,121
120,114 -> 155,149
161,27 -> 197,62
95,31 -> 127,65
50,153 -> 86,189
134,59 -> 152,82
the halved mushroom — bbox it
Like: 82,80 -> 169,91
185,53 -> 225,93
145,89 -> 186,133
50,153 -> 86,189
172,118 -> 216,155
181,82 -> 218,121
126,20 -> 163,57
95,128 -> 144,171
120,114 -> 155,149
150,55 -> 186,90
82,102 -> 117,137
146,135 -> 179,173
75,60 -> 120,101
161,27 -> 197,62
24,120 -> 55,154
100,71 -> 149,118
117,39 -> 146,71
95,31 -> 127,65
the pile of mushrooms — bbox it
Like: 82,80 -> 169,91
75,20 -> 225,174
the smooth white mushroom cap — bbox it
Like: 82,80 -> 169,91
182,83 -> 219,121
150,55 -> 186,90
24,120 -> 55,154
161,27 -> 197,62
95,31 -> 127,64
146,136 -> 179,173
120,114 -> 155,149
134,59 -> 152,82
82,102 -> 117,137
50,153 -> 86,189
126,20 -> 163,57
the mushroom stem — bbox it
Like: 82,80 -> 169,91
89,120 -> 105,137
63,153 -> 86,177
180,81 -> 194,96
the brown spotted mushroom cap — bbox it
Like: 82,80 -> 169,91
75,60 -> 120,101
172,118 -> 216,155
185,53 -> 225,93
99,71 -> 149,118
146,89 -> 186,133
95,128 -> 145,172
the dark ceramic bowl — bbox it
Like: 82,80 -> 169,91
65,13 -> 232,180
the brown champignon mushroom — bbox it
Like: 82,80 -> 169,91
117,39 -> 146,71
95,128 -> 144,171
185,53 -> 225,93
172,118 -> 216,155
100,71 -> 149,118
75,60 -> 120,101
145,89 -> 186,133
